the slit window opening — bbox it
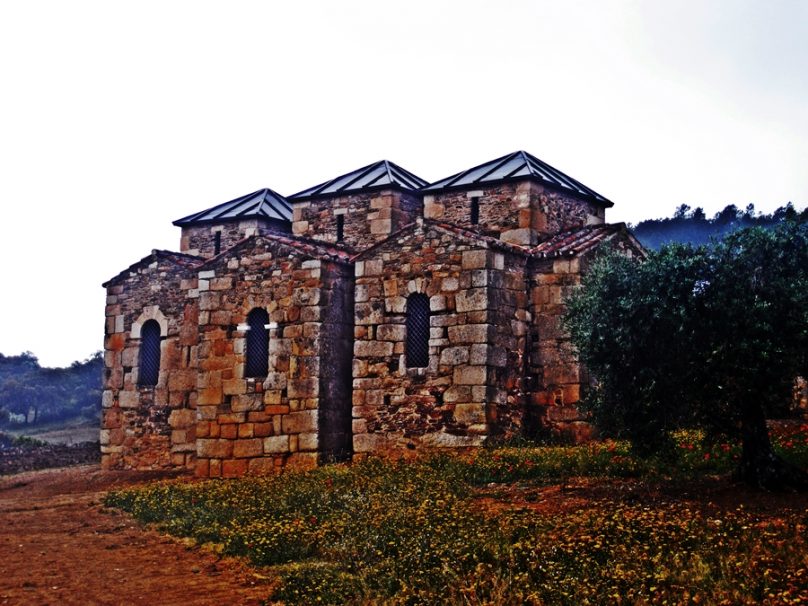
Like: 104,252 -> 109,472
336,214 -> 344,242
470,197 -> 480,225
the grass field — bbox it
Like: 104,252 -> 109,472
3,418 -> 98,445
106,426 -> 808,605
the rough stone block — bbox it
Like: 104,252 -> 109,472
453,365 -> 487,385
421,432 -> 486,448
264,435 -> 290,454
453,403 -> 487,425
439,346 -> 469,366
298,432 -> 318,451
455,288 -> 488,312
233,438 -> 264,458
118,391 -> 140,409
354,340 -> 394,358
220,424 -> 238,439
197,439 -> 233,459
447,324 -> 490,344
168,409 -> 196,428
461,250 -> 487,269
376,324 -> 406,341
282,410 -> 318,434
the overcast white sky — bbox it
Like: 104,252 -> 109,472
1,0 -> 806,367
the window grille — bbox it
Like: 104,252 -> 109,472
406,293 -> 430,368
245,308 -> 269,378
138,320 -> 161,386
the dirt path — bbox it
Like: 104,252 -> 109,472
0,465 -> 272,606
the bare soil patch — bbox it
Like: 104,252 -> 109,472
474,474 -> 808,518
0,440 -> 100,476
0,465 -> 272,606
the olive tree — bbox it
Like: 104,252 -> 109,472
565,222 -> 808,489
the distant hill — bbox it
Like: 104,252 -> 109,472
0,352 -> 102,427
631,203 -> 808,250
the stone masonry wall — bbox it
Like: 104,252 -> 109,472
351,222 -> 530,455
188,236 -> 353,477
486,251 -> 530,437
180,219 -> 290,259
424,181 -> 605,246
102,253 -> 200,470
527,256 -> 591,442
292,190 -> 422,251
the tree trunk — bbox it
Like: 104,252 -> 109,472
737,398 -> 808,490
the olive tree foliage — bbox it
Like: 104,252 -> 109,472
564,222 -> 808,488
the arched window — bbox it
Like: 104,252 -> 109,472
138,320 -> 161,386
406,293 -> 430,368
245,308 -> 269,378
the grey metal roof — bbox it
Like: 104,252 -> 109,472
288,160 -> 428,201
422,150 -> 613,207
173,188 -> 292,226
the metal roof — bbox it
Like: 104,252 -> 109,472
173,188 -> 292,226
288,160 -> 428,201
422,150 -> 613,207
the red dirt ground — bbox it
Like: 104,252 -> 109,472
0,465 -> 272,606
2,464 -> 806,606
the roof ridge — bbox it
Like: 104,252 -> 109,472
289,159 -> 427,201
422,150 -> 613,207
198,232 -> 353,268
351,218 -> 532,261
173,187 -> 291,226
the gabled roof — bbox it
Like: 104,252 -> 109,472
422,150 -> 613,207
532,223 -> 643,258
102,250 -> 203,287
288,160 -> 428,201
199,233 -> 352,268
173,188 -> 292,227
351,218 -> 531,261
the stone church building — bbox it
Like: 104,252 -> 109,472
101,151 -> 644,476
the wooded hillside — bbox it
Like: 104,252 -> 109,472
631,202 -> 807,249
0,352 -> 102,427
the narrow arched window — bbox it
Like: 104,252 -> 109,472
138,320 -> 161,386
406,294 -> 430,368
245,308 -> 269,378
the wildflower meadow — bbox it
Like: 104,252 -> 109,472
105,425 -> 808,605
